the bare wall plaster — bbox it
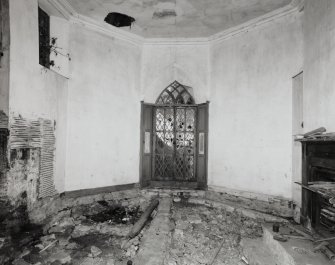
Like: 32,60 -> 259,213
303,0 -> 335,132
209,12 -> 303,199
141,44 -> 209,103
65,24 -> 141,191
9,0 -> 69,198
5,0 -> 307,204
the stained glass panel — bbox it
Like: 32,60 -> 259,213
176,108 -> 185,131
165,108 -> 174,131
176,133 -> 185,154
156,81 -> 194,105
164,132 -> 174,150
155,132 -> 164,154
186,109 -> 195,131
175,155 -> 184,180
155,109 -> 164,131
153,105 -> 196,182
185,156 -> 195,180
185,133 -> 195,155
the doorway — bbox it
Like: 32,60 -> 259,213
292,71 -> 303,219
140,81 -> 208,189
153,106 -> 196,181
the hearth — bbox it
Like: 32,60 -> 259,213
298,140 -> 335,231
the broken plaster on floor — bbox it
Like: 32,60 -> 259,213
0,194 -> 267,265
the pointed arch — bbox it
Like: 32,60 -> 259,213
156,81 -> 195,105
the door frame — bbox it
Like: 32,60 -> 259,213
139,101 -> 209,190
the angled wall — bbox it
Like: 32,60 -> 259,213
209,12 -> 303,198
303,0 -> 335,132
141,43 -> 209,104
64,23 -> 142,191
7,0 -> 69,210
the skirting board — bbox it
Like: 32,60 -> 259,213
207,185 -> 294,218
208,185 -> 291,203
61,183 -> 139,198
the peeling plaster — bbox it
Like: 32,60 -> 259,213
6,115 -> 57,214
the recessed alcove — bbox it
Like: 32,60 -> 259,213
1,0 -> 335,264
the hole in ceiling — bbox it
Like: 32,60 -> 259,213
104,12 -> 135,28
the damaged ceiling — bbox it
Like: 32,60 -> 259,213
66,0 -> 292,38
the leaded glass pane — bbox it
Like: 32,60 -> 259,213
176,108 -> 185,131
155,132 -> 164,154
176,133 -> 185,154
164,132 -> 174,150
185,133 -> 195,155
156,109 -> 164,131
153,104 -> 196,182
165,108 -> 174,131
156,81 -> 194,105
185,156 -> 195,180
186,109 -> 195,131
164,155 -> 174,179
175,155 -> 184,180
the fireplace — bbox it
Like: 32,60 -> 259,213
300,141 -> 335,231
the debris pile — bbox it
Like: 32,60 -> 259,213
1,197 -> 267,265
295,127 -> 335,141
0,199 -> 147,265
164,202 -> 263,265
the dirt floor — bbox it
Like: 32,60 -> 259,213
0,198 -> 263,265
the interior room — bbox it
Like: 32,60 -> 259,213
1,0 -> 335,264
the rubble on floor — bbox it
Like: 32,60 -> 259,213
0,199 -> 148,265
164,201 -> 263,265
1,195 -> 267,265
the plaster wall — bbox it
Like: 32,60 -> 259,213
141,44 -> 209,103
303,0 -> 335,132
209,13 -> 303,199
0,0 -> 9,117
65,24 -> 141,191
8,0 -> 69,193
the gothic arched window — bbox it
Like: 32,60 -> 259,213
156,81 -> 194,105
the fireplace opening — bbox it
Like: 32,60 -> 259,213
298,140 -> 335,234
309,168 -> 335,230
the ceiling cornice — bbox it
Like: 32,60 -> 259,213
46,0 -> 77,19
210,0 -> 302,45
71,14 -> 144,46
49,0 -> 302,47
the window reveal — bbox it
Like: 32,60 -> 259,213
38,7 -> 50,68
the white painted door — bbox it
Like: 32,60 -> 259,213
292,72 -> 303,210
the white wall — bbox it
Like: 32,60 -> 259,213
303,0 -> 335,132
7,0 -> 306,201
9,0 -> 69,193
141,43 -> 209,103
209,13 -> 303,198
64,24 -> 142,191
